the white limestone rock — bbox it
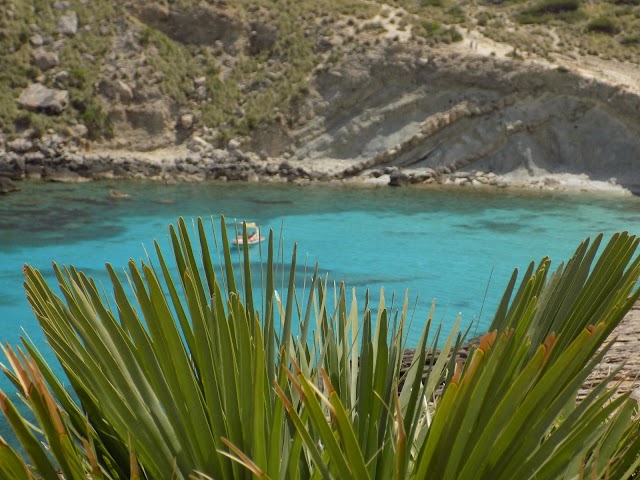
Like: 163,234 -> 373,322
31,48 -> 59,71
57,11 -> 78,36
18,83 -> 69,114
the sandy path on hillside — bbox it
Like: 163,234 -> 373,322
364,1 -> 639,94
451,27 -> 640,95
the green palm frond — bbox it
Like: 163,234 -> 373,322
0,217 -> 639,479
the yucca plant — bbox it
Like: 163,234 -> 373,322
1,216 -> 639,479
280,232 -> 640,479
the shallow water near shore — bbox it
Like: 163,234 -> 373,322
2,180 -> 640,440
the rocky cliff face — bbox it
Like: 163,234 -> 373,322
285,45 -> 640,191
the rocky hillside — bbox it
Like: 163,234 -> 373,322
1,0 -> 640,193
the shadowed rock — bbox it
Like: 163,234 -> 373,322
31,48 -> 59,71
0,177 -> 20,195
135,2 -> 246,53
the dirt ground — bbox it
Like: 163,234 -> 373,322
578,302 -> 640,403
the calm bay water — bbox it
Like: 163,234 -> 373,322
1,180 -> 640,439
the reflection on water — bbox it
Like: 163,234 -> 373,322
475,220 -> 523,233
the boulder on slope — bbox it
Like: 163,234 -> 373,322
17,83 -> 69,114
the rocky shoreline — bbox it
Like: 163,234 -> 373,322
0,133 -> 633,196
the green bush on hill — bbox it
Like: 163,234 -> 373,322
525,0 -> 581,14
415,20 -> 464,43
78,100 -> 113,140
612,0 -> 640,5
586,16 -> 621,34
517,0 -> 583,23
620,32 -> 640,44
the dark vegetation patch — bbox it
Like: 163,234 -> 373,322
517,0 -> 583,24
586,16 -> 620,34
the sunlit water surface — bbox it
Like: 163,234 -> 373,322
2,180 -> 640,440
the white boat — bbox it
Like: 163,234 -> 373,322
231,222 -> 265,246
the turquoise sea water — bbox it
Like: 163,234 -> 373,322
2,180 -> 640,440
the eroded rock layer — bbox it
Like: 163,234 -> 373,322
287,46 -> 640,191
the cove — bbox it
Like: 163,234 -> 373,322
1,181 -> 640,401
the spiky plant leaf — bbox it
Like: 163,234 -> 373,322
1,219 -> 639,480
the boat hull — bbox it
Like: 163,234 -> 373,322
231,235 -> 265,246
